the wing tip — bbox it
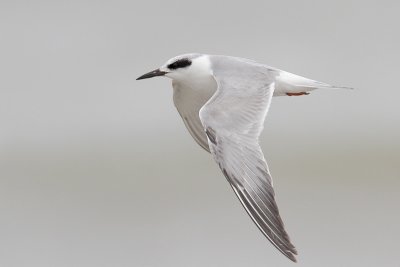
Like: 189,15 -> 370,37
287,252 -> 297,263
280,243 -> 298,262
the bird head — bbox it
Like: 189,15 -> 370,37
136,53 -> 212,82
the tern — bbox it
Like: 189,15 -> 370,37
137,53 -> 349,262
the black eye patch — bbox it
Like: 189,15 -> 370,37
167,58 -> 192,70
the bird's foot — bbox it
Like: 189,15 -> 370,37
286,92 -> 310,96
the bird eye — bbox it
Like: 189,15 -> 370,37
167,58 -> 192,70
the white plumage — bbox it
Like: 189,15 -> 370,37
137,53 -> 350,262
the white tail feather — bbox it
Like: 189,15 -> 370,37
273,71 -> 352,96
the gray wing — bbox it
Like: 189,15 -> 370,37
172,80 -> 217,152
199,56 -> 297,262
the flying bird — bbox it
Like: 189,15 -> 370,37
137,53 -> 349,262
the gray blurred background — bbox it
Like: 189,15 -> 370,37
1,1 -> 399,266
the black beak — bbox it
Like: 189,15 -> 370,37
136,69 -> 167,80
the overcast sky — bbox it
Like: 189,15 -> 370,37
1,0 -> 399,150
1,1 -> 399,267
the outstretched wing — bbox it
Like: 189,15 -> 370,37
172,80 -> 217,152
199,56 -> 297,262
